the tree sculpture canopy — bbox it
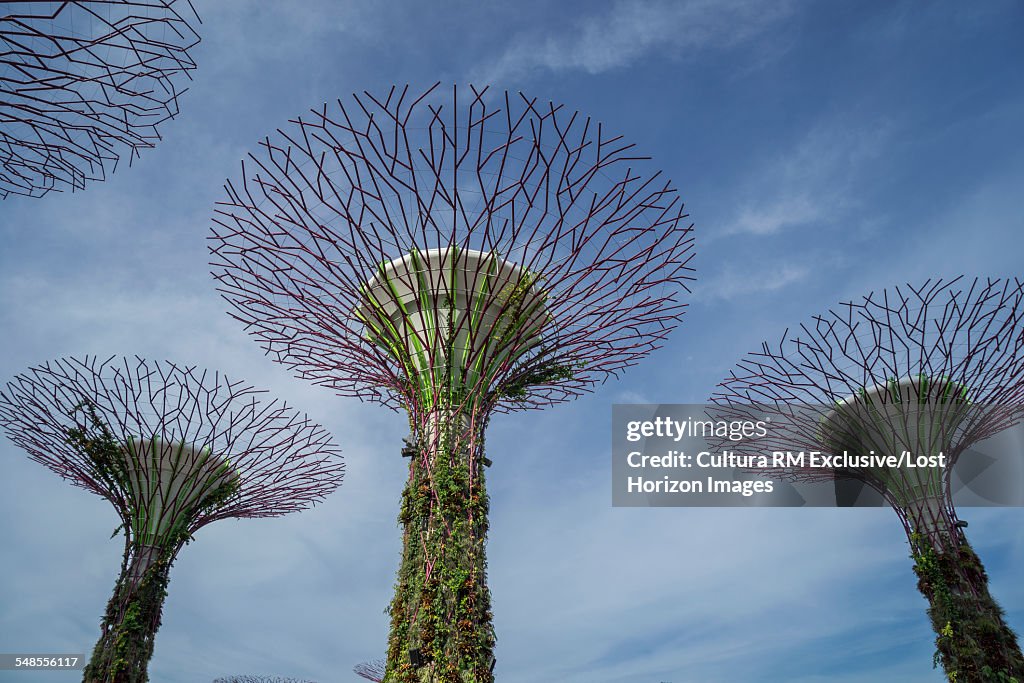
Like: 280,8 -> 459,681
210,83 -> 695,419
0,355 -> 344,539
710,276 -> 1024,523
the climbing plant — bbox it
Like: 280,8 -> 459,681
385,411 -> 495,683
911,533 -> 1024,683
68,405 -> 239,683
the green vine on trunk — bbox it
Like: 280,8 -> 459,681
67,404 -> 240,682
83,547 -> 174,683
386,415 -> 495,682
910,533 -> 1024,683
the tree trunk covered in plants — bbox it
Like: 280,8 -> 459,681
911,531 -> 1024,683
385,412 -> 495,683
83,543 -> 177,683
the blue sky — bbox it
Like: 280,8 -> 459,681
2,1 -> 1023,681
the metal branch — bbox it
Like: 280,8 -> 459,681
1,1 -> 201,198
354,659 -> 386,682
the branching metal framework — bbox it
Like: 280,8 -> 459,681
1,0 -> 200,199
354,659 -> 386,682
710,277 -> 1024,541
209,82 -> 693,415
0,355 -> 344,682
209,83 -> 694,683
710,276 -> 1024,681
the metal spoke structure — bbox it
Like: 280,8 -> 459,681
1,0 -> 200,199
0,355 -> 344,683
710,276 -> 1024,681
210,83 -> 694,682
354,659 -> 386,682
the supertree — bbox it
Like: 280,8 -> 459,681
1,1 -> 200,199
0,356 -> 344,683
709,277 -> 1024,682
354,659 -> 386,682
209,83 -> 694,682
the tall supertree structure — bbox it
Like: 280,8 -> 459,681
1,1 -> 200,199
209,83 -> 694,682
710,277 -> 1024,682
0,356 -> 344,683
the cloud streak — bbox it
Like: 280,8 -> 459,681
475,0 -> 795,83
695,262 -> 809,301
717,118 -> 894,239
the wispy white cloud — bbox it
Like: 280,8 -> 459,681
729,194 -> 823,236
695,262 -> 809,301
717,118 -> 894,239
615,389 -> 655,405
474,0 -> 796,83
808,167 -> 1024,304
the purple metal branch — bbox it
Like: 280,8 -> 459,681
354,659 -> 386,682
1,1 -> 201,198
